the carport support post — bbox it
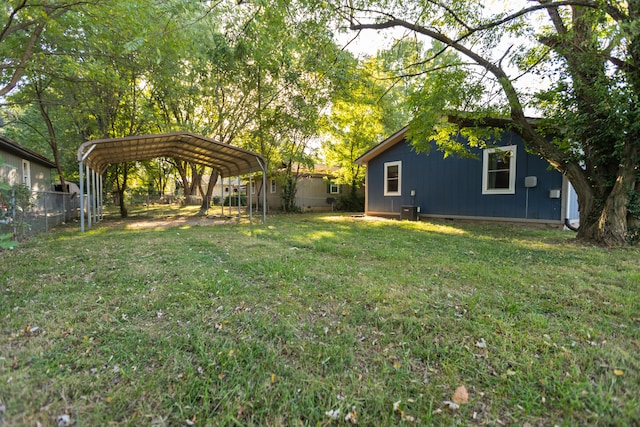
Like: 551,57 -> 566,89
92,169 -> 98,224
86,164 -> 92,230
99,173 -> 103,220
95,171 -> 100,221
78,143 -> 97,232
249,172 -> 253,223
256,156 -> 266,224
237,175 -> 241,220
79,161 -> 84,232
227,176 -> 231,216
220,176 -> 224,217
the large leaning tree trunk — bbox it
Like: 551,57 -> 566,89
537,4 -> 640,245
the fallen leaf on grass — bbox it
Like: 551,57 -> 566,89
344,406 -> 358,424
452,385 -> 469,405
393,400 -> 415,423
55,414 -> 71,427
325,408 -> 340,420
442,401 -> 460,410
613,369 -> 624,376
24,325 -> 41,336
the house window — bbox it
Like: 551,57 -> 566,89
482,145 -> 516,194
22,160 -> 31,188
329,182 -> 340,194
384,161 -> 401,196
270,179 -> 277,193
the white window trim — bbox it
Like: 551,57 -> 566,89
329,182 -> 340,194
482,145 -> 516,195
270,179 -> 277,193
384,161 -> 402,196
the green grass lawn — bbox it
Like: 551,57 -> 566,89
1,211 -> 639,426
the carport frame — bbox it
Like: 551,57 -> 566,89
77,132 -> 267,231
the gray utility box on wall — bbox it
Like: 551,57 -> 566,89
400,205 -> 419,221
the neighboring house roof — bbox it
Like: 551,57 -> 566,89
270,163 -> 340,178
311,164 -> 341,177
293,164 -> 340,178
0,135 -> 56,168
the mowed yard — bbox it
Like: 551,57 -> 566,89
1,211 -> 639,426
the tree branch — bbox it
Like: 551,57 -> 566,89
350,15 -> 572,171
0,21 -> 45,97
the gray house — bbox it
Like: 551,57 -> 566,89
0,135 -> 55,191
0,135 -> 74,235
356,125 -> 580,226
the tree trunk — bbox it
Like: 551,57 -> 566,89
115,163 -> 129,218
628,178 -> 640,242
575,145 -> 638,245
199,170 -> 219,215
174,160 -> 191,196
34,80 -> 67,192
118,188 -> 128,218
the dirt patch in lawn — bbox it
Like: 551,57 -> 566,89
103,214 -> 239,230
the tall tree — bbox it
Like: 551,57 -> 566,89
322,50 -> 412,206
323,0 -> 640,245
0,0 -> 85,97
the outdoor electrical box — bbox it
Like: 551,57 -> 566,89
549,189 -> 561,199
400,205 -> 419,221
524,176 -> 538,188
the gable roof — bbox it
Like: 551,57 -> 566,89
0,135 -> 56,168
355,115 -> 546,166
355,125 -> 409,165
77,132 -> 265,176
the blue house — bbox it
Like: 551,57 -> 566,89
355,125 -> 579,226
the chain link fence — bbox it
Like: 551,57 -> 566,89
0,189 -> 81,240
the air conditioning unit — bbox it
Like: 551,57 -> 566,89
400,205 -> 418,221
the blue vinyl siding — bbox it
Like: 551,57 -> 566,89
366,131 -> 564,221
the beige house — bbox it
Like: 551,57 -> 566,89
199,165 -> 361,212
0,135 -> 55,191
264,165 -> 347,212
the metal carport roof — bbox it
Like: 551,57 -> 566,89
77,132 -> 267,231
77,132 -> 265,176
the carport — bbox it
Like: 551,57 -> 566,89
77,132 -> 267,231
